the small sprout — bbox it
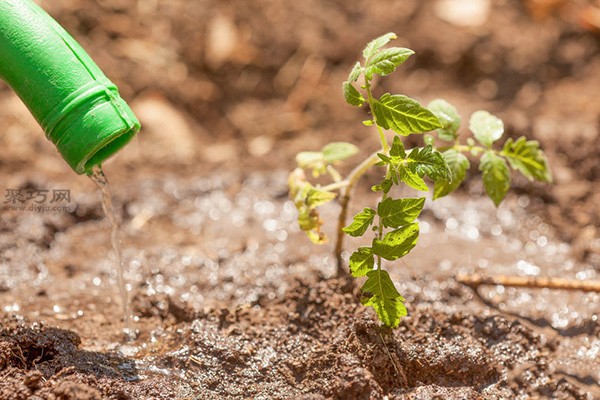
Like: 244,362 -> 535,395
288,32 -> 552,328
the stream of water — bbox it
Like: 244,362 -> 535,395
89,164 -> 134,340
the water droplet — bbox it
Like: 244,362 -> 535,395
465,226 -> 480,240
516,260 -> 540,276
536,236 -> 548,247
491,224 -> 502,236
263,219 -> 278,232
445,218 -> 458,231
517,196 -> 530,208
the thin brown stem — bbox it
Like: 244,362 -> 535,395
334,152 -> 380,276
457,273 -> 600,293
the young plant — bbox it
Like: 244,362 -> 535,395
288,33 -> 552,328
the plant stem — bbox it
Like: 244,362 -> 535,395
365,79 -> 389,154
327,165 -> 343,183
363,77 -> 393,272
374,165 -> 394,271
334,152 -> 380,276
320,180 -> 349,193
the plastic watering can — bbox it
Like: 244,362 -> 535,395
0,0 -> 140,174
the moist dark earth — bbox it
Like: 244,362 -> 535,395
1,0 -> 599,399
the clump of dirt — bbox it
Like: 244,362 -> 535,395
0,315 -> 178,399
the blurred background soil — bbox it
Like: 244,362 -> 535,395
0,0 -> 599,399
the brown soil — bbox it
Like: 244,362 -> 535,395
1,0 -> 599,399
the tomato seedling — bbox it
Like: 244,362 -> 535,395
289,33 -> 551,328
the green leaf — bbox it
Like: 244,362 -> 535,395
349,247 -> 374,277
433,149 -> 470,199
289,170 -> 330,244
406,146 -> 451,182
347,62 -> 363,82
381,178 -> 393,193
395,164 -> 429,191
480,151 -> 510,206
322,142 -> 359,163
377,197 -> 425,228
501,137 -> 552,183
389,136 -> 406,158
428,99 -> 461,142
362,32 -> 397,60
343,82 -> 365,107
392,164 -> 429,192
361,270 -> 407,328
372,179 -> 393,194
343,208 -> 376,237
373,94 -> 443,136
372,223 -> 419,260
306,229 -> 327,245
306,188 -> 337,208
364,47 -> 414,79
470,111 -> 504,148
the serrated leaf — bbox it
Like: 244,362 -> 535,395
372,179 -> 393,193
349,247 -> 374,277
306,188 -> 337,208
361,270 -> 407,328
406,146 -> 451,182
343,208 -> 376,237
372,223 -> 419,260
377,197 -> 425,228
389,136 -> 406,158
343,82 -> 365,107
480,151 -> 510,206
347,62 -> 363,82
377,153 -> 391,165
428,99 -> 461,142
364,47 -> 414,79
322,142 -> 359,163
396,165 -> 429,191
501,137 -> 552,183
362,32 -> 397,60
433,149 -> 470,199
381,178 -> 393,193
470,111 -> 504,148
373,94 -> 442,136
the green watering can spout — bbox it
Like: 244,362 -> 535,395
0,0 -> 140,174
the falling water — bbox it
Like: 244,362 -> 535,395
89,164 -> 134,340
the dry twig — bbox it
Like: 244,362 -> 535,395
456,273 -> 600,293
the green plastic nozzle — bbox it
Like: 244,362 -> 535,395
0,0 -> 140,174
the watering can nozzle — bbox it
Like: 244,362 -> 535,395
0,0 -> 140,174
